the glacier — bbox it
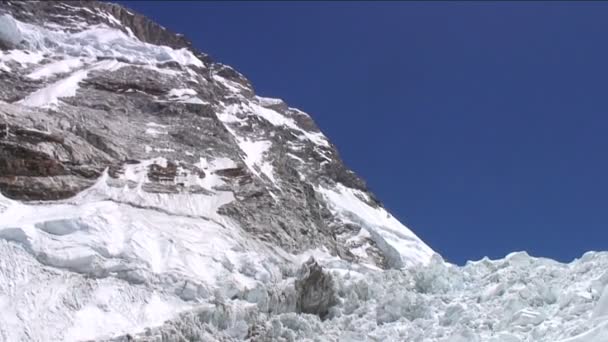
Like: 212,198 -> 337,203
2,181 -> 608,342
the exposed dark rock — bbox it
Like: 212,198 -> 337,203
0,71 -> 43,103
323,161 -> 368,192
0,143 -> 67,177
0,175 -> 94,200
147,161 -> 177,183
84,68 -> 176,97
295,257 -> 338,319
215,167 -> 249,179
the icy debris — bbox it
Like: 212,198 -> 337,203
0,13 -> 204,73
242,252 -> 608,342
509,308 -> 546,326
2,176 -> 608,342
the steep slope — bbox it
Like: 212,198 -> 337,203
0,1 -> 434,341
0,0 -> 433,268
0,2 -> 607,342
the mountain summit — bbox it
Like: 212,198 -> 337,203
0,2 -> 607,342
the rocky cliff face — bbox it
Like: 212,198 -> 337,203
0,0 -> 434,264
0,1 -> 434,341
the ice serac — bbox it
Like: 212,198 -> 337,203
0,1 -> 606,342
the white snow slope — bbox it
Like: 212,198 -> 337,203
0,173 -> 289,341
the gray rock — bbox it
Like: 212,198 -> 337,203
295,257 -> 338,319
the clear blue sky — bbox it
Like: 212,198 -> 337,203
119,1 -> 608,265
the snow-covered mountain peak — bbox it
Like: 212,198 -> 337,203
0,1 -> 606,341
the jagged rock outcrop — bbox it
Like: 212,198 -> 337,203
0,103 -> 112,199
295,257 -> 338,319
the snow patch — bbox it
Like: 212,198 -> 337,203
0,49 -> 44,71
146,122 -> 167,128
19,59 -> 125,108
213,74 -> 245,94
168,88 -> 196,97
318,183 -> 435,268
216,105 -> 278,184
220,102 -> 329,147
175,156 -> 238,192
145,127 -> 168,136
158,88 -> 208,105
238,139 -> 276,183
26,57 -> 85,80
256,95 -> 285,108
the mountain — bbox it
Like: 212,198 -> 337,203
0,1 -> 607,341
